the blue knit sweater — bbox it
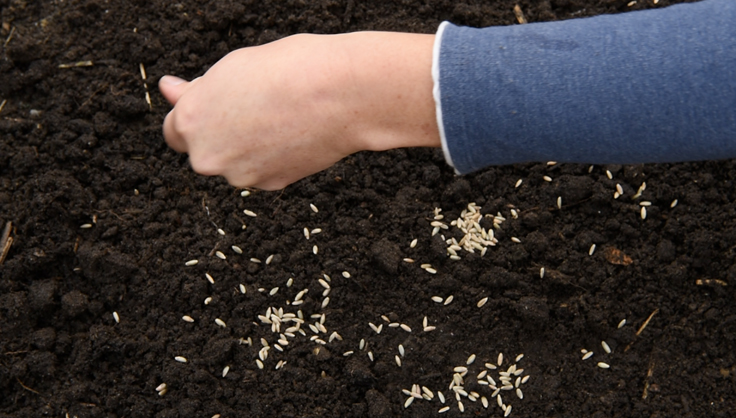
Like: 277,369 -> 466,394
432,0 -> 736,174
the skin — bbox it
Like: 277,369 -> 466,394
160,32 -> 440,191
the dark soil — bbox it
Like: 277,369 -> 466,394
2,0 -> 734,417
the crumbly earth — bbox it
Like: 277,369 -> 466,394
1,0 -> 733,417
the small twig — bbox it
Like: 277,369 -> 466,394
0,99 -> 7,115
636,309 -> 659,336
3,26 -> 15,48
58,60 -> 94,69
641,360 -> 656,399
16,378 -> 40,395
139,63 -> 152,110
513,5 -> 528,24
0,221 -> 13,265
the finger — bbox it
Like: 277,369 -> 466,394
162,109 -> 188,153
158,75 -> 189,105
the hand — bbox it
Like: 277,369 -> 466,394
160,32 -> 439,190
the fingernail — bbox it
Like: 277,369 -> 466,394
160,75 -> 186,86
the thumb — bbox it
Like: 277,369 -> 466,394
159,75 -> 189,105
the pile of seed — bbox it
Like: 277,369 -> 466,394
428,204 -> 505,260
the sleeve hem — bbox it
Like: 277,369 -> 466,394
432,21 -> 459,174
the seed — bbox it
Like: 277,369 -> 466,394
557,196 -> 562,209
640,201 -> 652,206
217,228 -> 226,236
582,351 -> 594,360
240,190 -> 251,197
597,362 -> 610,369
521,375 -> 530,384
313,245 -> 318,255
321,297 -> 330,309
403,258 -> 414,263
368,351 -> 374,361
204,297 -> 212,305
318,278 -> 330,289
215,251 -> 226,260
222,366 -> 230,377
438,406 -> 450,413
395,355 -> 402,367
215,318 -> 226,328
516,388 -> 523,399
182,315 -> 194,322
359,339 -> 365,350
205,273 -> 215,284
310,203 -> 319,213
614,191 -> 620,199
606,170 -> 613,179
485,362 -> 497,370
155,383 -> 167,392
80,223 -> 93,229
174,356 -> 187,363
497,352 -> 504,366
589,244 -> 596,256
269,287 -> 279,296
616,184 -> 624,195
424,326 -> 436,332
477,370 -> 488,380
540,267 -> 545,279
481,396 -> 489,408
403,396 -> 413,408
112,311 -> 120,323
641,207 -> 647,219
400,324 -> 412,332
311,228 -> 322,234
515,179 -> 522,188
185,260 -> 198,266
515,353 -> 524,362
670,199 -> 678,208
458,401 -> 465,412
342,271 -> 350,278
602,341 -> 612,354
410,238 -> 417,248
497,394 -> 503,407
504,405 -> 512,417
425,267 -> 437,274
250,258 -> 261,263
511,237 -> 521,243
543,175 -> 552,182
443,295 -> 454,305
438,391 -> 446,404
432,296 -> 444,303
266,254 -> 274,265
275,360 -> 285,370
453,366 -> 468,373
618,319 -> 626,328
343,351 -> 354,357
399,344 -> 405,357
286,278 -> 293,287
232,245 -> 243,254
243,209 -> 257,217
256,359 -> 264,369
515,376 -> 521,387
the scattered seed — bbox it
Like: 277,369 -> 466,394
256,359 -> 264,369
485,362 -> 497,370
395,355 -> 402,367
589,244 -> 596,256
477,297 -> 488,308
511,237 -> 521,243
403,396 -> 414,408
467,354 -> 476,365
504,405 -> 512,417
641,207 -> 647,220
313,245 -> 318,255
269,287 -> 279,296
222,366 -> 230,377
670,199 -> 678,208
606,170 -> 613,179
618,319 -> 627,328
368,351 -> 374,361
286,278 -> 293,287
614,191 -> 621,199
515,354 -> 524,362
112,312 -> 120,323
602,341 -> 612,354
311,228 -> 322,234
443,295 -> 454,305
398,344 -> 405,357
458,401 -> 465,412
205,273 -> 215,284
243,209 -> 257,217
616,184 -> 624,195
438,406 -> 450,413
497,353 -> 504,366
238,284 -> 246,294
251,258 -> 261,263
424,326 -> 436,332
425,267 -> 437,274
342,271 -> 350,278
432,296 -> 444,303
515,179 -> 523,188
403,258 -> 415,263
400,324 -> 412,332
240,190 -> 251,197
266,254 -> 274,265
410,238 -> 417,248
438,391 -> 446,404
215,251 -> 226,260
557,196 -> 562,209
80,223 -> 93,229
204,297 -> 212,305
155,383 -> 167,392
597,362 -> 610,369
582,351 -> 594,360
232,245 -> 243,254
481,396 -> 489,408
215,318 -> 226,328
521,375 -> 530,384
640,201 -> 652,206
185,259 -> 198,266
321,297 -> 330,309
359,339 -> 365,350
543,175 -> 552,182
174,356 -> 187,363
182,315 -> 194,323
540,267 -> 545,279
497,393 -> 503,407
343,351 -> 354,357
310,203 -> 319,213
217,228 -> 226,236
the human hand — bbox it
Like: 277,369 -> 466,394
160,32 -> 439,190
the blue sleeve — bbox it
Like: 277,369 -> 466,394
434,0 -> 736,174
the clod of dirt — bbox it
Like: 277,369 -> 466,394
365,389 -> 392,417
31,328 -> 56,351
76,242 -> 138,283
61,290 -> 89,317
370,238 -> 400,274
29,279 -> 57,311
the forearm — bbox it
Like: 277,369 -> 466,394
436,0 -> 736,173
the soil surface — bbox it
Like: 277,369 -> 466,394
2,0 -> 733,417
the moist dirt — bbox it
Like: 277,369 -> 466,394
1,0 -> 734,417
